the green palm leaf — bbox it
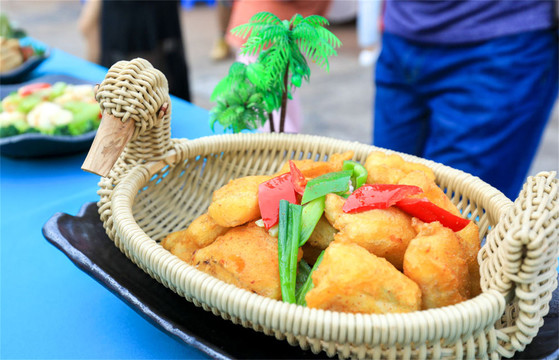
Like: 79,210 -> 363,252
291,22 -> 320,42
241,24 -> 289,56
314,26 -> 342,48
231,12 -> 283,39
210,76 -> 232,102
259,45 -> 290,84
246,61 -> 269,89
289,13 -> 305,28
249,11 -> 283,25
302,15 -> 330,28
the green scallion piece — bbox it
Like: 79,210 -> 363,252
295,250 -> 324,306
296,259 -> 312,290
278,199 -> 302,303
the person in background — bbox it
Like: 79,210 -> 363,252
78,0 -> 101,64
373,0 -> 558,199
225,0 -> 332,133
210,0 -> 234,61
357,0 -> 383,67
99,0 -> 192,101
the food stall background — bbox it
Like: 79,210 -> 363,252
3,0 -> 557,177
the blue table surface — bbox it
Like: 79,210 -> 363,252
1,48 -> 213,359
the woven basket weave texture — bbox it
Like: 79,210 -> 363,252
91,59 -> 558,360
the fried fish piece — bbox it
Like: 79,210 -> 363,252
398,170 -> 457,215
365,151 -> 435,185
208,175 -> 271,227
307,215 -> 337,250
161,213 -> 229,264
455,221 -> 482,296
324,193 -> 417,270
276,151 -> 354,178
398,171 -> 481,296
305,241 -> 421,314
192,222 -> 282,300
403,221 -> 470,309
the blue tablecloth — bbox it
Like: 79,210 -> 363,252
1,48 -> 211,359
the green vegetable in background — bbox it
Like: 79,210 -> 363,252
63,101 -> 100,122
0,82 -> 101,138
48,82 -> 67,100
0,125 -> 19,137
17,94 -> 41,113
65,102 -> 101,135
52,124 -> 72,136
0,120 -> 38,137
0,13 -> 26,38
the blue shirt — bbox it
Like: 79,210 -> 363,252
383,0 -> 557,44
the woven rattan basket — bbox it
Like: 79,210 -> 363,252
84,59 -> 558,359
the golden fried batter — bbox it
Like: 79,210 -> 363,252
305,242 -> 421,314
398,170 -> 456,212
276,151 -> 354,178
307,216 -> 337,250
403,221 -> 470,309
192,222 -> 282,300
324,193 -> 417,270
301,216 -> 337,264
398,171 -> 481,296
208,175 -> 271,227
456,222 -> 482,296
365,151 -> 435,185
161,213 -> 228,264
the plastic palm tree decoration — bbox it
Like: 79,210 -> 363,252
210,61 -> 272,132
210,12 -> 341,133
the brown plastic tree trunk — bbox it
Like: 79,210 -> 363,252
268,113 -> 275,132
279,64 -> 289,133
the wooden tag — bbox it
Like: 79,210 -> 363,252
82,112 -> 135,177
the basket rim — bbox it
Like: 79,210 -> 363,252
109,132 -> 513,345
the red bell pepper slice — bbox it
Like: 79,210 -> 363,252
258,173 -> 297,230
289,160 -> 307,196
20,46 -> 35,60
18,83 -> 51,97
395,197 -> 471,232
342,184 -> 423,213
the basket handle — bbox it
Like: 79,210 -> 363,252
82,58 -> 173,177
480,171 -> 558,357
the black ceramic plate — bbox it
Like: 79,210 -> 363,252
0,74 -> 97,158
42,202 -> 558,360
0,47 -> 50,84
42,202 -> 327,359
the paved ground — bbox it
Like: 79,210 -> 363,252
4,0 -> 558,180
